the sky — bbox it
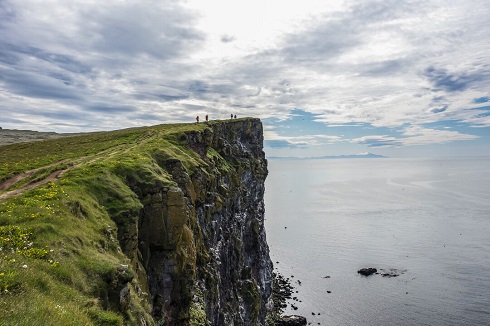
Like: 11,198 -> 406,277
1,0 -> 490,157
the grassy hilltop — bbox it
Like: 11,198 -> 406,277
0,119 -> 258,325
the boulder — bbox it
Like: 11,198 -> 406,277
276,315 -> 308,326
358,267 -> 377,276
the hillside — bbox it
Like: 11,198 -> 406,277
0,128 -> 69,146
0,119 -> 273,325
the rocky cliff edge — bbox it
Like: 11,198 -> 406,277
0,118 -> 273,326
121,119 -> 273,325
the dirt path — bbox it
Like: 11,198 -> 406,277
0,159 -> 70,191
0,169 -> 66,201
0,140 -> 141,202
0,134 -> 154,202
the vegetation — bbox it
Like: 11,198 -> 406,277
0,121 -> 226,325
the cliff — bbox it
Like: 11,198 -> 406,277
0,119 -> 273,325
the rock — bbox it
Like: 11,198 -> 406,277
119,285 -> 131,310
127,119 -> 273,325
379,268 -> 406,277
358,268 -> 377,276
276,315 -> 307,326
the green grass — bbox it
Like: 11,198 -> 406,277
0,121 -> 216,183
0,118 -> 265,325
0,119 -> 255,325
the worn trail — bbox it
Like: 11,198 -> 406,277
0,159 -> 70,191
0,142 -> 135,202
0,169 -> 66,201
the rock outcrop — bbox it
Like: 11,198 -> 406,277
114,119 -> 273,325
275,315 -> 308,326
358,268 -> 377,276
0,119 -> 275,325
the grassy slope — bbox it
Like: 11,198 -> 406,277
0,121 -> 226,325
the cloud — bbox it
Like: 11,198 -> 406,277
0,68 -> 81,100
220,35 -> 236,43
0,0 -> 206,131
459,106 -> 490,128
85,104 -> 136,114
85,2 -> 204,61
220,0 -> 490,131
429,105 -> 448,114
265,140 -> 308,148
0,0 -> 489,155
352,125 -> 479,147
423,66 -> 486,92
264,128 -> 343,148
188,1 -> 490,139
351,135 -> 402,147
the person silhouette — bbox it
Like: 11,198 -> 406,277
196,116 -> 199,123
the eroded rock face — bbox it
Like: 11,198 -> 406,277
116,119 -> 273,325
276,315 -> 308,326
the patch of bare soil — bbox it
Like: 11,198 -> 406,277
0,139 -> 140,202
0,159 -> 72,201
0,169 -> 67,201
0,159 -> 71,191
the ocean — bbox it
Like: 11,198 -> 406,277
264,157 -> 490,326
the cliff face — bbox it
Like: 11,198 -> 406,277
116,119 -> 272,325
0,119 -> 272,326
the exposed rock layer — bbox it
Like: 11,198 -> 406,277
115,119 -> 272,325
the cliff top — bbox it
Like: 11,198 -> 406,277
0,117 -> 267,325
0,118 -> 261,182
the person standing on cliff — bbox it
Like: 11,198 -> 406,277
234,114 -> 237,119
205,114 -> 208,123
230,113 -> 233,119
196,116 -> 199,123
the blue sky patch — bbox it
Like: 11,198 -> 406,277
474,97 -> 489,104
264,108 -> 402,142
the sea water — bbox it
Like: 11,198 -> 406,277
264,157 -> 490,326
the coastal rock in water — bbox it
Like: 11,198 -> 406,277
379,268 -> 406,277
358,268 -> 377,276
276,315 -> 308,326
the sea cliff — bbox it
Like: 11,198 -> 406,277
0,119 -> 273,325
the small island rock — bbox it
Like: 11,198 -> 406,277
358,267 -> 377,276
276,315 -> 308,326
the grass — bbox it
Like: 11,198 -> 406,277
0,121 -> 216,183
0,119 -> 258,325
1,118 -> 266,325
0,124 -> 221,325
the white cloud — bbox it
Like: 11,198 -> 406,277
264,130 -> 342,146
401,125 -> 479,145
352,125 -> 479,147
0,0 -> 489,151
